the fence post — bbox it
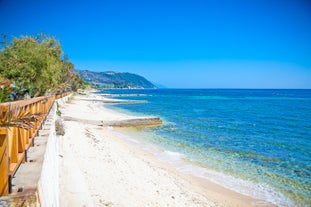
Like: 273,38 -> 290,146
0,128 -> 9,196
7,127 -> 18,164
17,128 -> 25,163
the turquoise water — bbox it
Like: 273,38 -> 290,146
102,89 -> 311,207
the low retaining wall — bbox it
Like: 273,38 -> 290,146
38,94 -> 71,206
37,103 -> 58,207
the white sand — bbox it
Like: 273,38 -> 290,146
58,94 -> 269,207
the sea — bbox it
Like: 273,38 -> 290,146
100,89 -> 311,207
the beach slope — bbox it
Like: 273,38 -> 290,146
58,94 -> 265,207
58,94 -> 217,206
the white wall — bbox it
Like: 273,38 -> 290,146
37,94 -> 72,207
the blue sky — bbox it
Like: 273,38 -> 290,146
1,0 -> 311,88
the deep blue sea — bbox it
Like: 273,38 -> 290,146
101,89 -> 311,207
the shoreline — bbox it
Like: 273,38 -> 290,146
59,93 -> 276,207
110,128 -> 275,207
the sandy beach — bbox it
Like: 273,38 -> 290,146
58,93 -> 271,207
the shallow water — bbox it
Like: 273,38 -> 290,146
102,89 -> 311,207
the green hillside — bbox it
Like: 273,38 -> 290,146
75,70 -> 157,89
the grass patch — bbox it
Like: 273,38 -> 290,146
56,102 -> 61,116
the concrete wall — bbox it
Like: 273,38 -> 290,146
37,103 -> 58,207
38,94 -> 72,207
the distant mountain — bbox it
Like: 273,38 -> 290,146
152,82 -> 166,89
75,69 -> 157,89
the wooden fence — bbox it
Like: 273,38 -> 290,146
0,92 -> 71,196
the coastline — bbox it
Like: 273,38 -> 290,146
59,93 -> 275,207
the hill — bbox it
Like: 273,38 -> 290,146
75,70 -> 157,89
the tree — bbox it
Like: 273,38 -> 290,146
0,76 -> 11,102
0,34 -> 86,102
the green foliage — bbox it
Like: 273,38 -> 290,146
0,34 -> 86,102
56,102 -> 62,116
0,76 -> 11,102
0,86 -> 10,102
